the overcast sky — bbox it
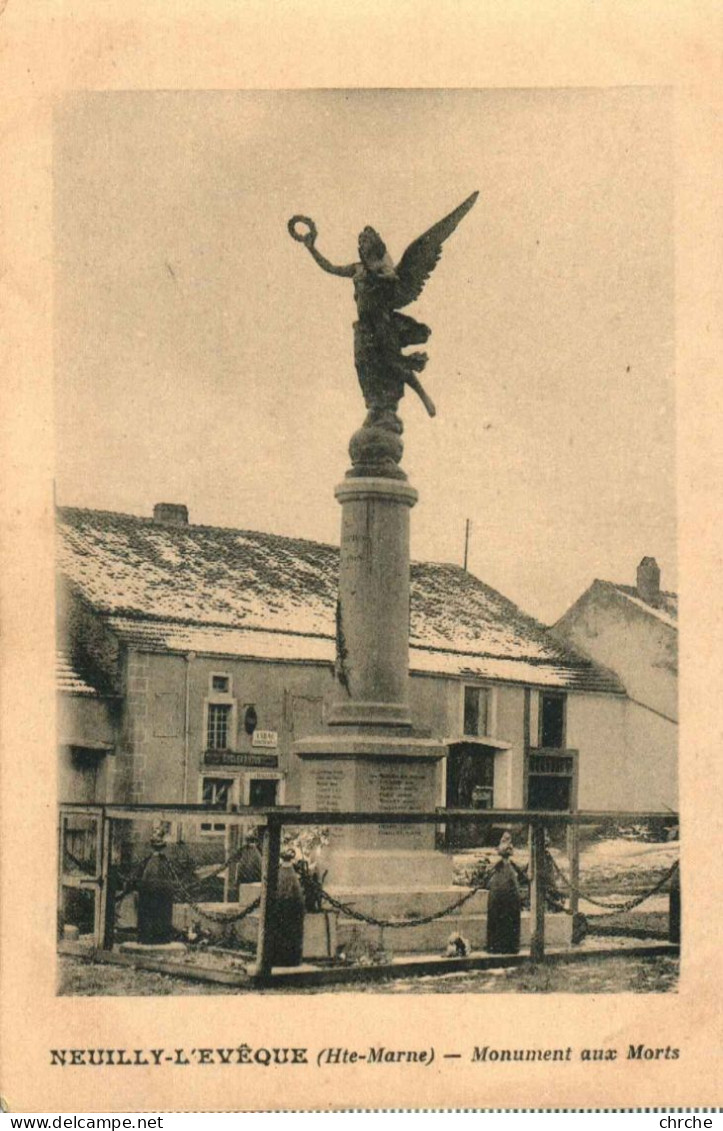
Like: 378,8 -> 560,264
54,88 -> 675,623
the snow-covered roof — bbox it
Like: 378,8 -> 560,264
604,582 -> 678,629
56,650 -> 99,696
103,616 -> 617,690
57,506 -> 624,694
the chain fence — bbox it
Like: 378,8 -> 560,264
58,806 -> 680,965
157,854 -> 261,925
308,857 -> 678,935
548,855 -> 679,916
314,880 -> 487,929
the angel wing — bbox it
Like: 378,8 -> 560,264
392,191 -> 479,309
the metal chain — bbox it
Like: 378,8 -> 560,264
113,841 -> 247,907
109,841 -> 678,934
312,855 -> 676,929
111,850 -> 259,925
317,882 -> 486,929
185,842 -> 249,884
549,855 -> 679,915
158,855 -> 261,924
180,894 -> 261,926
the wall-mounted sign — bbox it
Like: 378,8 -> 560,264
471,785 -> 493,808
252,729 -> 278,749
529,754 -> 574,776
204,751 -> 278,768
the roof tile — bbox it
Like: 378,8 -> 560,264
56,650 -> 99,696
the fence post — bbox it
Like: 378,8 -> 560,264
529,820 -> 546,962
566,819 -> 580,919
96,810 -> 113,950
57,812 -> 65,938
225,822 -> 241,903
669,861 -> 681,944
254,816 -> 282,979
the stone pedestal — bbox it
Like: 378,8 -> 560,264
294,735 -> 448,888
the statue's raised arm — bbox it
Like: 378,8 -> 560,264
287,216 -> 356,278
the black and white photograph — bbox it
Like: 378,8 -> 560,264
53,88 -> 680,999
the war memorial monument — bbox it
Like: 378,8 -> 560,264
287,194 -> 498,950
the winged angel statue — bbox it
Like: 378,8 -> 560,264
288,192 -> 478,464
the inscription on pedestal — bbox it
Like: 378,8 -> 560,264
369,766 -> 432,841
307,766 -> 352,845
313,768 -> 345,811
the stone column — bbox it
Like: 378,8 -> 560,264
294,470 -> 449,891
328,477 -> 417,728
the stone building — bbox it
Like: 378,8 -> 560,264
56,504 -> 675,834
57,651 -> 118,803
552,556 -> 678,812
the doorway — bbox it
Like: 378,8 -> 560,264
445,742 -> 495,848
58,805 -> 107,943
248,777 -> 278,807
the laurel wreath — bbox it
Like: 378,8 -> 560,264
287,215 -> 317,244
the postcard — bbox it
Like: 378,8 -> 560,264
1,0 -> 721,1113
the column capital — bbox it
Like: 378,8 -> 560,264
334,478 -> 418,507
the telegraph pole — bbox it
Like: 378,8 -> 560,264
463,518 -> 471,572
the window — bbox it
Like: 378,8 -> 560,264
463,686 -> 489,737
207,703 -> 232,750
202,777 -> 233,808
205,672 -> 236,755
200,776 -> 234,834
539,693 -> 566,749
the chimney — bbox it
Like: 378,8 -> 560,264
153,503 -> 189,527
636,556 -> 661,607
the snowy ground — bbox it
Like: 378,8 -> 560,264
568,837 -> 677,890
454,835 -> 678,901
58,953 -> 678,996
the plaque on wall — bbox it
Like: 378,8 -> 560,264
251,729 -> 278,748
